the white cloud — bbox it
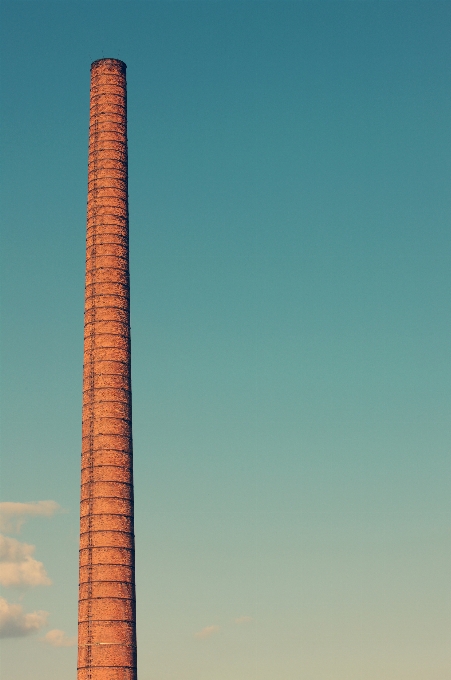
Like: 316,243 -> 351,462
194,624 -> 220,640
0,501 -> 61,534
0,597 -> 48,638
42,629 -> 77,647
0,535 -> 51,588
235,615 -> 253,625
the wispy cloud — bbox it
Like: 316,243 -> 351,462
0,597 -> 48,638
42,629 -> 77,647
235,615 -> 253,625
0,535 -> 51,588
194,624 -> 220,640
0,501 -> 61,534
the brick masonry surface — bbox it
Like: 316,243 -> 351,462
78,58 -> 137,680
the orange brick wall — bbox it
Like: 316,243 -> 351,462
78,58 -> 137,680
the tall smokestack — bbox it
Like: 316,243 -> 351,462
78,58 -> 137,680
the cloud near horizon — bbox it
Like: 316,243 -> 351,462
235,615 -> 253,624
0,597 -> 48,638
0,501 -> 61,534
0,534 -> 51,588
194,624 -> 220,640
42,629 -> 77,647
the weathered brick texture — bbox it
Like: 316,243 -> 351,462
78,58 -> 137,680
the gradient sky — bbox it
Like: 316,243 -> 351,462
1,1 -> 450,679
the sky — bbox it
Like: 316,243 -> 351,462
0,1 -> 450,678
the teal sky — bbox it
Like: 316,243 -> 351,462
1,1 -> 450,678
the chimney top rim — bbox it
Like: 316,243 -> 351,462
91,58 -> 127,71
